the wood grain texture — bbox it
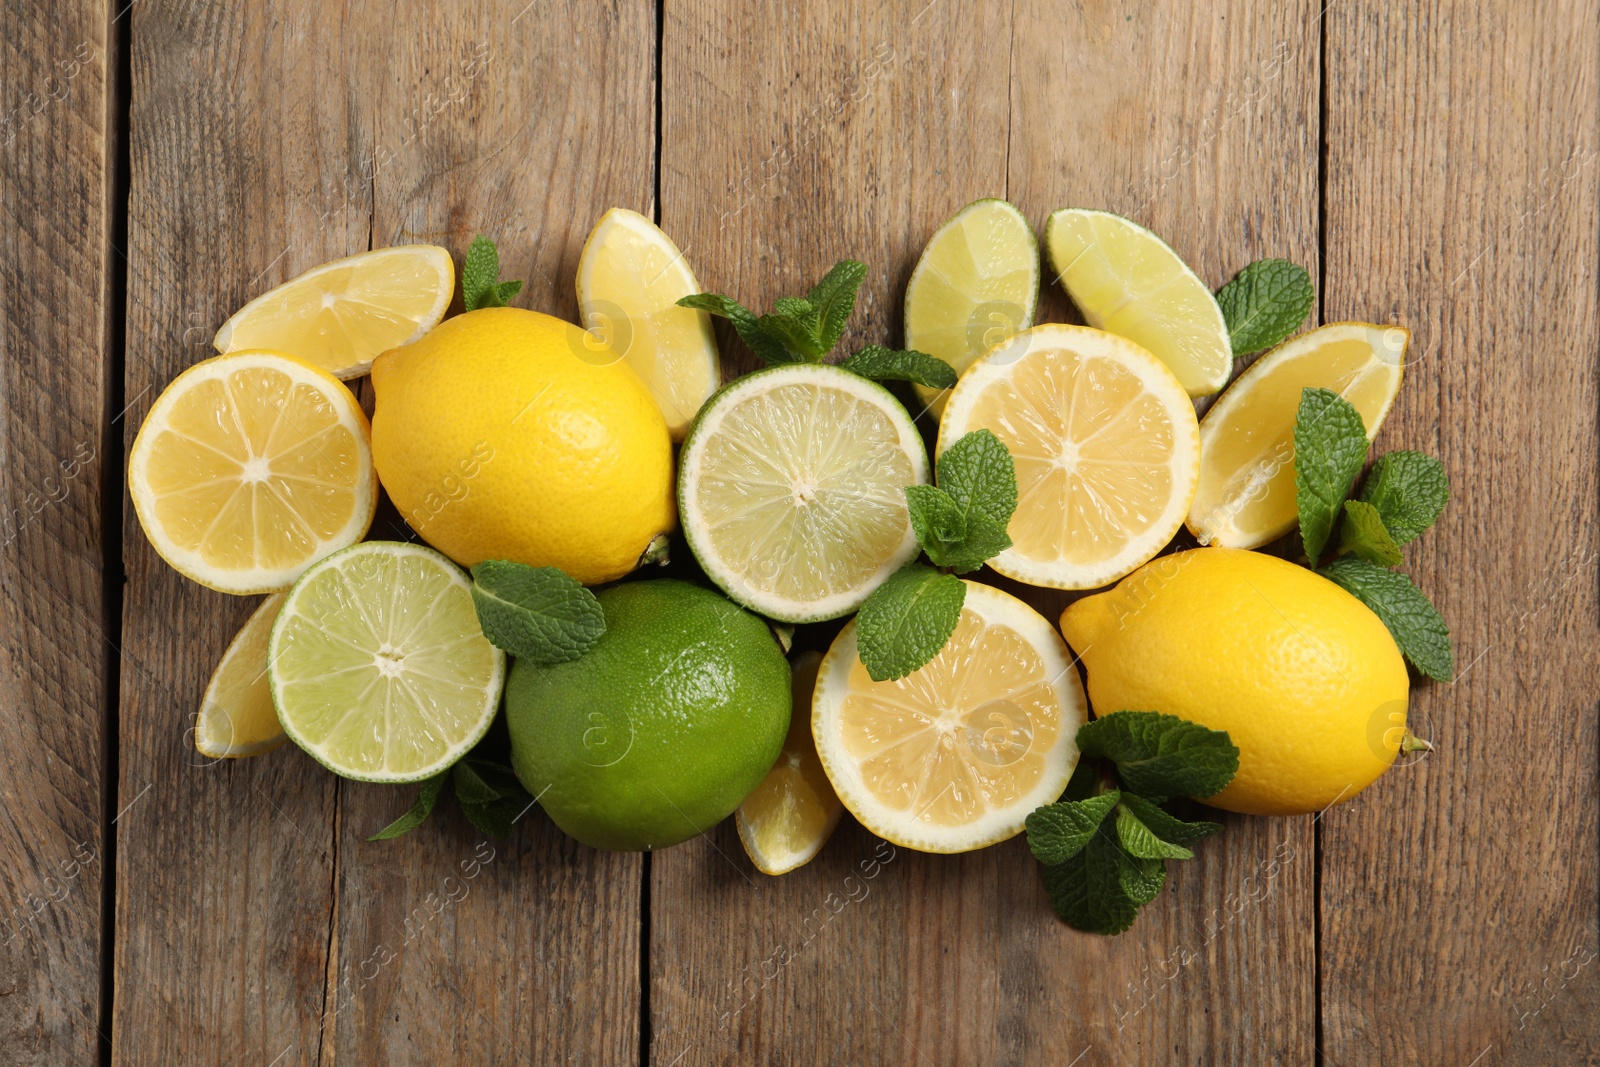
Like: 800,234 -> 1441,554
117,2 -> 650,1062
0,2 -> 113,1063
1320,3 -> 1600,1063
653,1 -> 1321,1063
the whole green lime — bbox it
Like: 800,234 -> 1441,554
507,579 -> 791,850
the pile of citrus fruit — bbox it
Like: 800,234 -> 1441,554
132,196 -> 1439,915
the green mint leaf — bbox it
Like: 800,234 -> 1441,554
462,234 -> 523,312
1216,258 -> 1315,355
904,485 -> 968,559
757,312 -> 827,360
937,429 -> 1018,533
936,511 -> 1013,574
453,758 -> 536,839
1359,450 -> 1450,544
469,560 -> 605,664
1294,387 -> 1370,561
1115,803 -> 1194,860
367,769 -> 449,840
840,345 -> 958,389
1117,793 -> 1222,845
1026,791 -> 1120,864
1041,832 -> 1141,935
1338,500 -> 1404,566
855,562 -> 966,682
1062,759 -> 1101,801
806,260 -> 868,350
677,293 -> 798,365
1118,851 -> 1168,906
1076,711 -> 1240,800
1319,558 -> 1454,681
772,296 -> 820,333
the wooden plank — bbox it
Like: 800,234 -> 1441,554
1320,2 -> 1600,1062
653,1 -> 1322,1062
0,3 -> 113,1063
117,2 -> 649,1062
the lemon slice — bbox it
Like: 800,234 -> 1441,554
679,363 -> 928,622
129,351 -> 378,594
737,652 -> 844,875
813,581 -> 1084,853
268,542 -> 504,783
1044,208 -> 1231,397
577,208 -> 721,439
1188,322 -> 1407,549
937,324 -> 1201,590
194,593 -> 289,758
904,198 -> 1039,418
214,246 -> 455,379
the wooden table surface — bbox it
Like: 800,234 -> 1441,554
4,1 -> 1597,1063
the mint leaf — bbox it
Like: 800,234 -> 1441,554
855,562 -> 966,682
1319,558 -> 1454,681
1359,451 -> 1449,544
462,235 -> 524,311
1115,803 -> 1194,860
1216,258 -> 1314,355
840,345 -> 957,389
1076,711 -> 1240,800
469,560 -> 605,664
758,311 -> 827,360
1338,499 -> 1403,566
1026,791 -> 1120,864
938,429 -> 1018,534
807,260 -> 868,350
1294,387 -> 1370,560
1118,851 -> 1168,906
678,293 -> 797,365
904,485 -> 967,558
1117,793 -> 1222,845
1041,832 -> 1141,935
453,759 -> 536,839
367,769 -> 449,840
772,296 -> 820,332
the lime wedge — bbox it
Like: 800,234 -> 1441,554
678,364 -> 928,623
904,198 -> 1039,418
268,542 -> 504,782
195,593 -> 289,759
576,208 -> 721,440
1044,208 -> 1231,397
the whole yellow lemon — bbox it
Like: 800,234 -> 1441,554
1059,547 -> 1409,816
370,307 -> 674,585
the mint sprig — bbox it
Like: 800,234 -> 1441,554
1337,499 -> 1403,566
469,560 -> 605,664
855,430 -> 1019,681
368,757 -> 537,841
1356,450 -> 1449,544
1216,258 -> 1314,355
1294,387 -> 1370,561
1028,713 -> 1234,935
839,345 -> 957,388
462,235 -> 524,311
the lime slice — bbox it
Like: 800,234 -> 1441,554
214,246 -> 455,380
904,198 -> 1039,418
268,541 -> 504,782
576,208 -> 721,440
679,363 -> 928,623
1044,208 -> 1231,397
195,593 -> 289,758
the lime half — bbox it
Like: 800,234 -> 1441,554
1044,208 -> 1231,397
679,363 -> 928,623
904,198 -> 1039,418
268,541 -> 504,782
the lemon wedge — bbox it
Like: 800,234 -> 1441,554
194,593 -> 288,758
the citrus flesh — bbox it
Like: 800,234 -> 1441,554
370,307 -> 675,585
812,581 -> 1084,853
1188,322 -> 1407,549
1044,208 -> 1231,397
937,324 -> 1200,590
679,363 -> 928,622
268,542 -> 504,783
1060,547 -> 1409,815
506,580 -> 791,852
576,207 -> 721,439
128,350 -> 377,594
904,198 -> 1039,417
214,245 -> 454,379
737,652 -> 844,875
194,593 -> 289,758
